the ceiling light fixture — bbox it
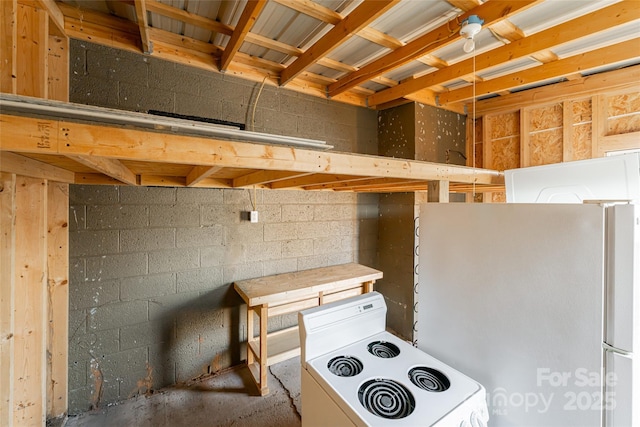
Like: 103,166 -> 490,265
460,15 -> 484,53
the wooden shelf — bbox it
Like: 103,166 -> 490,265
248,326 -> 300,367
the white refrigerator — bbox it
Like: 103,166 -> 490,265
417,154 -> 639,426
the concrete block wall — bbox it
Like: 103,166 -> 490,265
377,103 -> 466,340
70,40 -> 378,154
67,40 -> 379,414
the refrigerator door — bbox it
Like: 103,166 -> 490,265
603,350 -> 638,426
417,203 -> 605,427
505,153 -> 640,203
605,204 -> 639,353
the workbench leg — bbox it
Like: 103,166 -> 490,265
258,304 -> 268,395
364,280 -> 374,293
246,305 -> 254,367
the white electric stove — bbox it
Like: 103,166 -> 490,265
299,292 -> 488,427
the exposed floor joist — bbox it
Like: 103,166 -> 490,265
0,100 -> 504,193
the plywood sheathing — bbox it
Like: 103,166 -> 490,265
527,103 -> 563,167
569,99 -> 593,161
607,92 -> 640,135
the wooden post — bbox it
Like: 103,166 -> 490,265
258,304 -> 268,395
427,180 -> 449,203
0,173 -> 17,427
46,182 -> 68,417
16,3 -> 48,98
12,176 -> 48,426
1,0 -> 18,94
47,34 -> 69,102
246,306 -> 254,366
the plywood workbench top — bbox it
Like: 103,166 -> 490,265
233,263 -> 383,307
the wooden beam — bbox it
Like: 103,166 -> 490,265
62,5 -> 142,54
59,2 -> 369,107
220,0 -> 267,71
1,0 -> 17,94
0,152 -> 75,182
186,165 -> 222,187
272,0 -> 341,25
279,0 -> 400,86
439,38 -> 640,104
134,0 -> 153,54
66,155 -> 138,185
0,173 -> 16,427
368,1 -> 639,107
303,177 -> 423,191
328,0 -> 540,97
145,0 -> 233,36
269,174 -> 368,189
475,65 -> 640,116
148,27 -> 222,56
245,32 -> 303,57
45,181 -> 68,418
232,170 -> 311,187
357,26 -> 403,50
1,113 -> 503,185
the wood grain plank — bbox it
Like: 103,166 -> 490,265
45,182 -> 68,418
12,176 -> 47,426
0,173 -> 16,427
219,0 -> 267,71
279,0 -> 400,86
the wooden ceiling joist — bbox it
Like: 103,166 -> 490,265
367,0 -> 640,107
51,0 -> 639,111
219,0 -> 267,71
326,0 -> 541,98
440,37 -> 640,105
279,0 -> 400,86
66,154 -> 138,185
145,0 -> 233,36
186,165 -> 223,187
133,0 -> 152,54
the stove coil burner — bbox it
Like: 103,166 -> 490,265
358,378 -> 415,420
367,341 -> 400,358
327,356 -> 363,377
409,367 -> 451,392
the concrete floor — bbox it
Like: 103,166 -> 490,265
63,357 -> 302,427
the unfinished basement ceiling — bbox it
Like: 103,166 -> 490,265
56,0 -> 640,112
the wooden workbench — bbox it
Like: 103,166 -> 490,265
233,263 -> 383,395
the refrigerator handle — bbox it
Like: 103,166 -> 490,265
602,341 -> 632,357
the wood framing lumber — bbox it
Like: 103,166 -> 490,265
186,165 -> 223,187
279,0 -> 400,86
65,155 -> 138,185
45,182 -> 68,418
474,65 -> 640,116
0,113 -> 504,186
220,0 -> 267,71
133,0 -> 153,54
327,0 -> 540,97
439,38 -> 640,104
368,1 -> 640,107
0,152 -> 75,182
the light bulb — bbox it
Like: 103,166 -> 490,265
463,38 -> 475,53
